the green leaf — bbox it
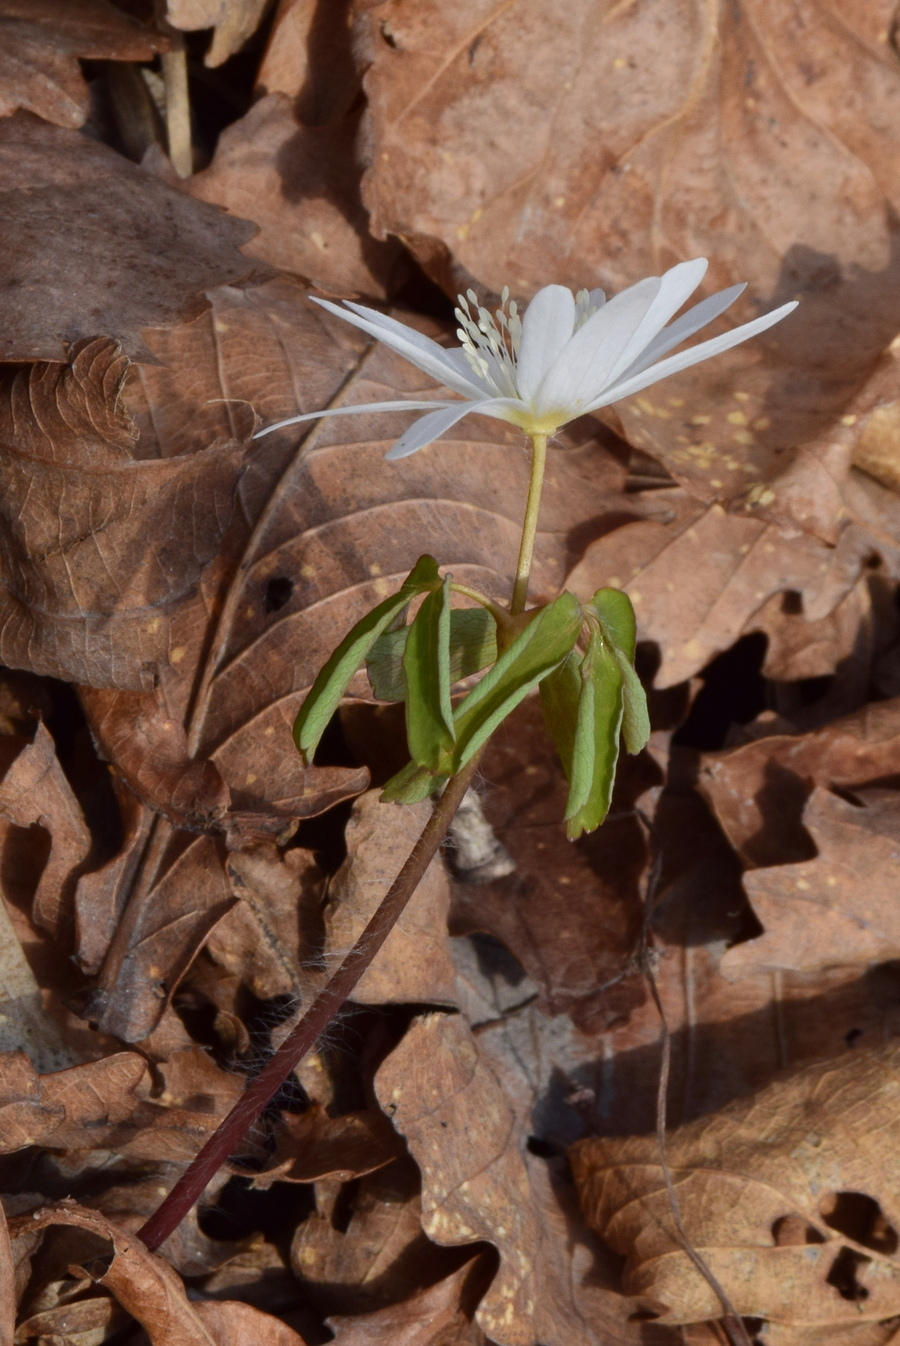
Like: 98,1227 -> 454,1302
589,587 -> 637,661
564,628 -> 624,840
450,592 -> 582,770
589,587 -> 649,756
380,759 -> 446,804
367,606 -> 498,703
539,649 -> 581,778
403,576 -> 455,771
614,647 -> 651,755
293,554 -> 440,764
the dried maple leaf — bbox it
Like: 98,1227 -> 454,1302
571,1042 -> 900,1335
375,1012 -> 654,1346
0,114 -> 259,363
0,0 -> 165,130
355,0 -> 900,508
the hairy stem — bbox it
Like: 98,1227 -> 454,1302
510,433 -> 547,617
137,759 -> 479,1253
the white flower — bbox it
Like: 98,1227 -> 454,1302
255,259 -> 796,460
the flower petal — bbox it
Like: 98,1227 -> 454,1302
515,285 -> 576,404
384,401 -> 481,459
532,276 -> 661,416
601,258 -> 708,387
615,283 -> 746,382
312,298 -> 485,397
586,300 -> 799,411
253,400 -> 454,440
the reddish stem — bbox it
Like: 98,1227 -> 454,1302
137,763 -> 478,1253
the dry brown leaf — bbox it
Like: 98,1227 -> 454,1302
326,1259 -> 488,1346
0,1201 -> 13,1346
0,113 -> 259,363
450,696 -> 648,1030
567,485 -> 894,688
8,1200 -> 289,1345
721,787 -> 900,978
0,338 -> 246,692
258,0 -> 359,120
698,695 -> 900,867
571,1042 -> 900,1334
290,1157 -> 461,1317
326,791 -> 458,1007
0,1050 -> 147,1154
206,844 -> 323,1000
375,1012 -> 651,1346
0,724 -> 90,937
251,1104 -> 405,1188
355,0 -> 900,505
164,0 -> 269,67
0,0 -> 165,130
188,96 -> 405,299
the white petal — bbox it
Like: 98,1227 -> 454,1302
616,283 -> 745,382
532,277 -> 661,416
312,298 -> 485,397
384,397 -> 529,459
586,301 -> 799,411
515,285 -> 575,404
601,258 -> 708,387
439,346 -> 496,395
253,400 -> 454,439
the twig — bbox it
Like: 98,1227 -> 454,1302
160,34 -> 192,177
635,809 -> 753,1346
137,760 -> 479,1252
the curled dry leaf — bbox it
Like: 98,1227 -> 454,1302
10,1201 -> 305,1345
326,791 -> 458,1007
356,0 -> 900,505
0,0 -> 165,130
571,1042 -> 900,1334
0,114 -> 259,363
698,695 -> 900,867
1,1201 -> 15,1346
722,787 -> 900,978
375,1012 -> 652,1346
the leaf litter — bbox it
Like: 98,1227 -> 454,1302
4,3 -> 900,1343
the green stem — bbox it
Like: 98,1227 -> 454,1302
510,433 -> 547,617
448,583 -> 510,629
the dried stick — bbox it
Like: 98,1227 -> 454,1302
137,760 -> 478,1252
635,810 -> 753,1346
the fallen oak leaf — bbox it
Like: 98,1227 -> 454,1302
326,1257 -> 489,1346
375,1011 -> 653,1346
248,1104 -> 405,1188
698,694 -> 900,868
571,1042 -> 900,1332
0,1050 -> 147,1155
0,113 -> 261,363
164,0 -> 270,68
0,0 -> 166,131
721,787 -> 900,979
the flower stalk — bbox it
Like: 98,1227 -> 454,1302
511,432 -> 547,616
